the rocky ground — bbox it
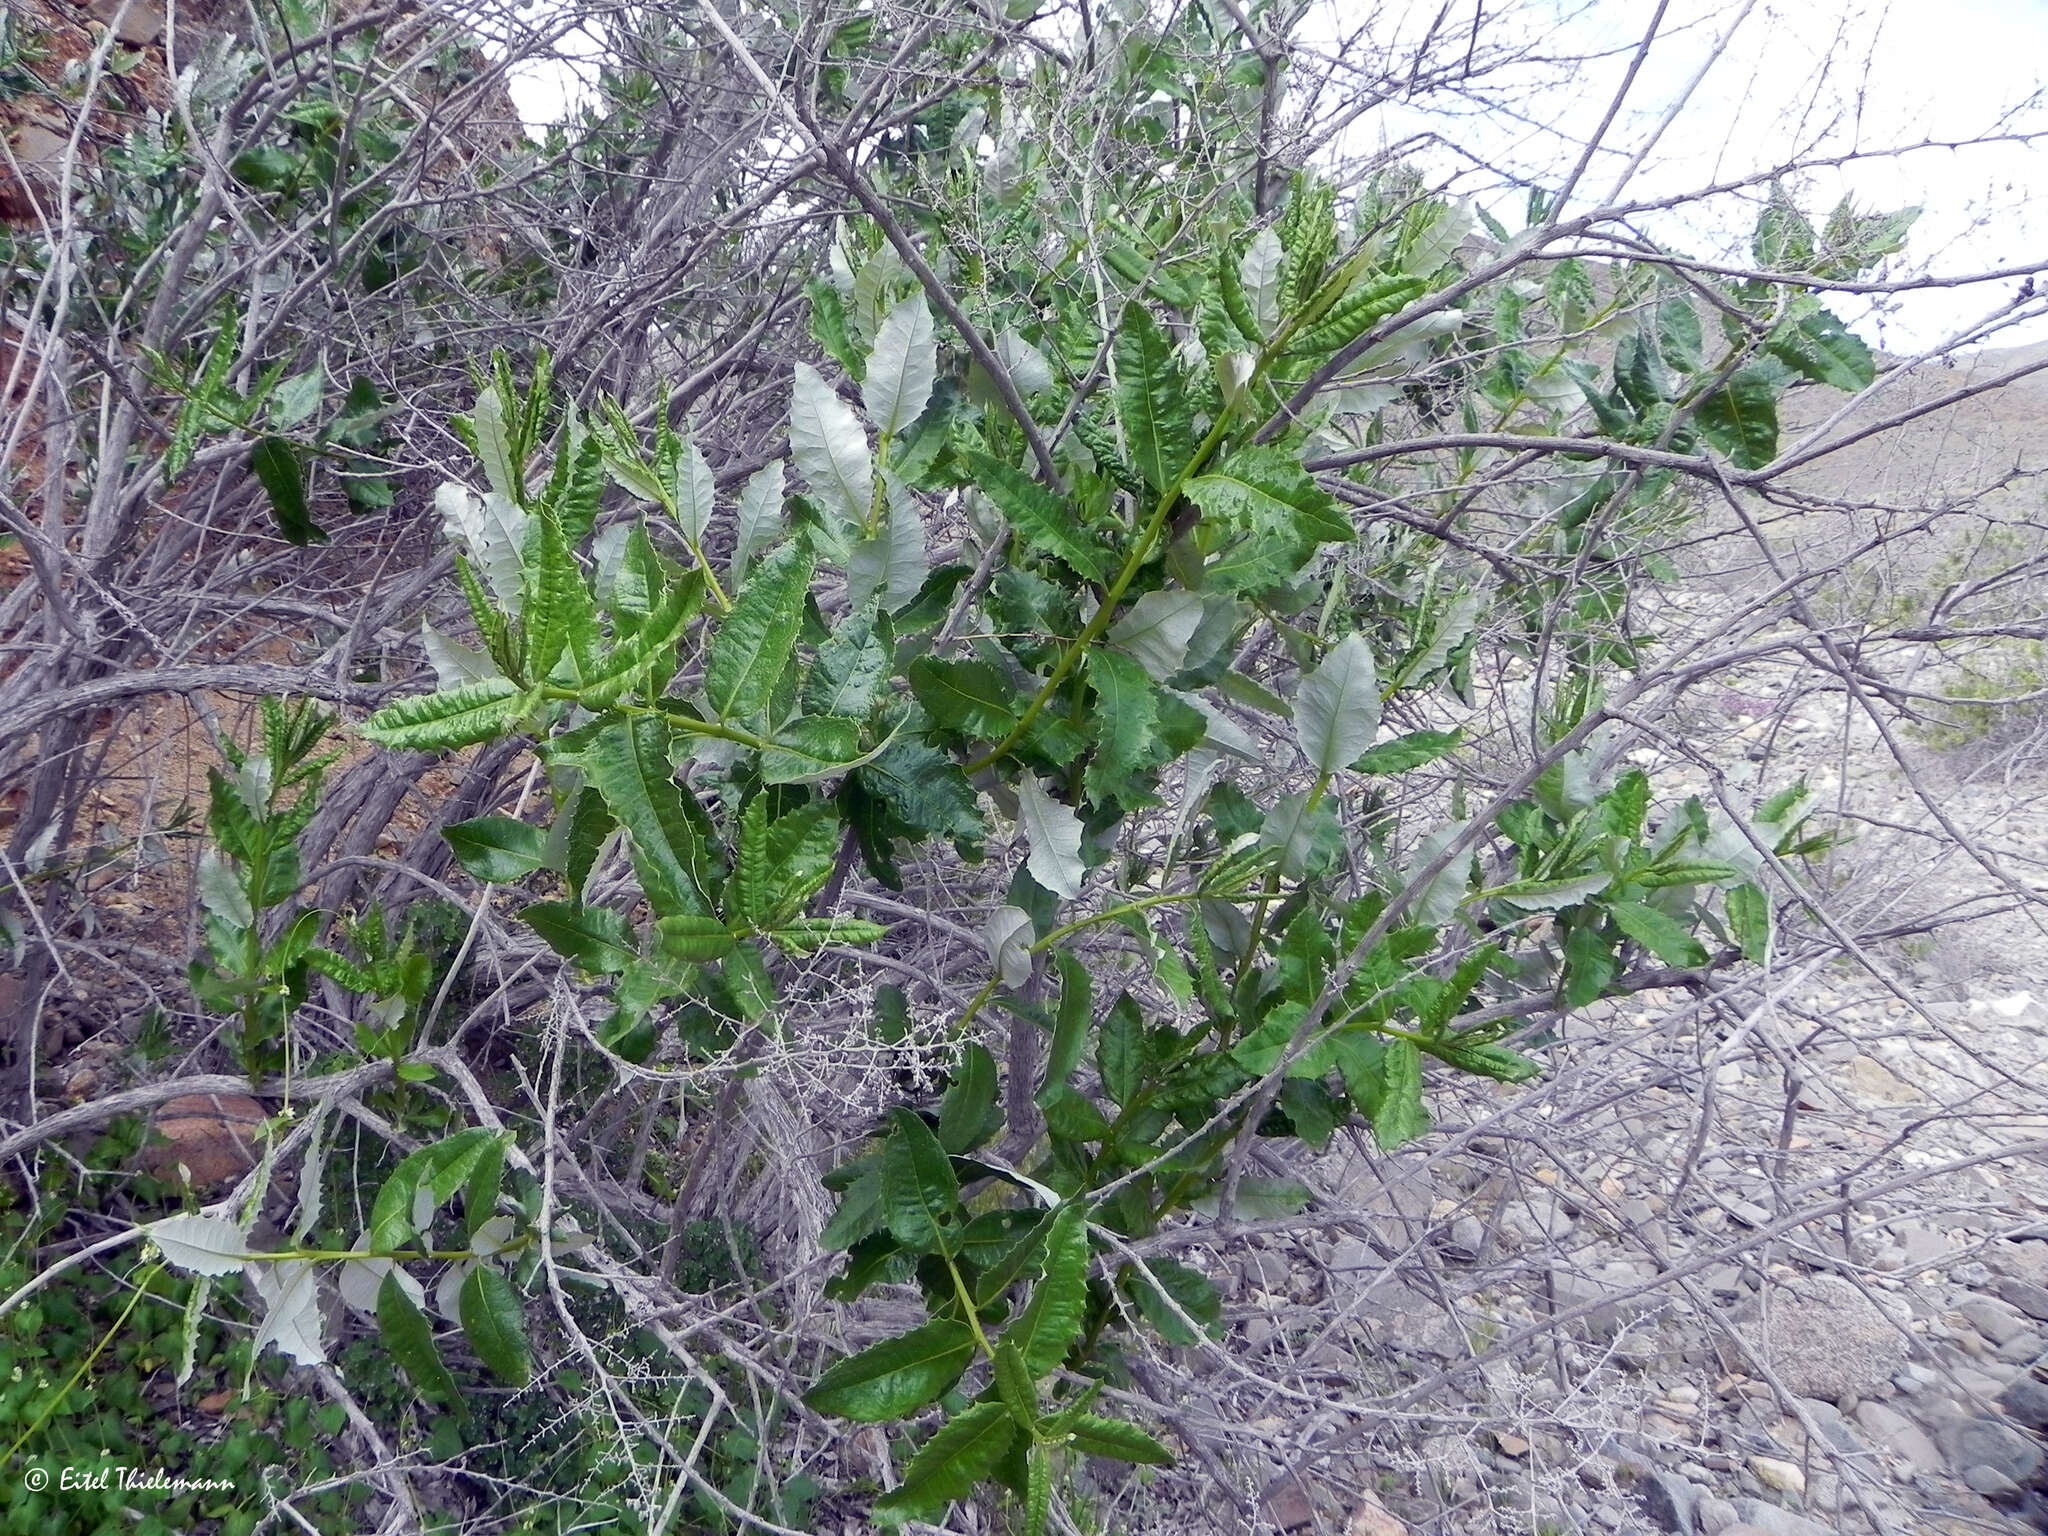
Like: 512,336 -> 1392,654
1093,347 -> 2048,1536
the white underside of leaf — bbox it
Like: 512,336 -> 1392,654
422,619 -> 501,689
1018,774 -> 1086,900
252,1258 -> 327,1366
984,904 -> 1035,988
1295,632 -> 1381,775
149,1212 -> 253,1277
1109,590 -> 1205,681
791,363 -> 874,527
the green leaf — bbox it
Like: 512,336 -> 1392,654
1126,1257 -> 1221,1346
1184,445 -> 1351,552
1726,882 -> 1772,962
522,509 -> 588,683
790,362 -> 873,526
735,799 -> 839,928
992,1339 -> 1038,1426
863,293 -> 937,437
1766,306 -> 1875,392
1603,768 -> 1651,840
872,1402 -> 1017,1525
936,1042 -> 1002,1155
1026,1446 -> 1052,1536
1656,297 -> 1702,373
966,452 -> 1105,582
805,614 -> 889,720
654,914 -> 737,963
445,815 -> 549,884
377,1270 -> 461,1411
1427,1038 -> 1541,1083
1096,992 -> 1143,1107
519,900 -> 637,973
999,1202 -> 1088,1375
1695,369 -> 1779,470
249,438 -> 325,546
707,539 -> 814,720
1061,1413 -> 1173,1465
1083,649 -> 1160,800
1561,921 -> 1618,1006
457,1264 -> 532,1387
1114,306 -> 1195,493
359,678 -> 524,752
464,1136 -> 506,1238
1352,728 -> 1461,774
1372,1041 -> 1431,1150
760,715 -> 863,784
881,1107 -> 960,1253
765,915 -> 887,954
856,739 -> 986,844
1604,898 -> 1709,967
1017,774 -> 1085,900
367,1129 -> 502,1251
1295,633 -> 1380,776
1040,951 -> 1092,1100
571,717 -> 714,917
908,656 -> 1020,738
805,1319 -> 976,1422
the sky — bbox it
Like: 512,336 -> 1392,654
504,0 -> 2046,354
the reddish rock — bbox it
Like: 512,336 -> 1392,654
139,1093 -> 267,1192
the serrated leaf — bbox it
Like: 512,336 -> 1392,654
445,815 -> 548,884
252,1259 -> 326,1366
1242,228 -> 1283,335
1372,1040 -> 1431,1149
521,509 -> 587,682
1604,897 -> 1709,967
378,1269 -> 461,1410
458,1263 -> 531,1387
966,452 -> 1105,583
471,384 -> 519,503
249,437 -> 325,545
863,293 -> 937,437
1726,882 -> 1772,962
1184,446 -> 1351,559
857,739 -> 986,844
1483,870 -> 1613,912
1695,369 -> 1779,470
654,914 -> 737,962
148,1213 -> 253,1276
805,1319 -> 976,1422
804,614 -> 889,720
1353,728 -> 1460,774
1083,649 -> 1160,801
760,715 -> 863,784
1766,306 -> 1874,392
847,475 -> 928,612
1063,1413 -> 1174,1465
767,915 -> 887,954
519,900 -> 636,972
735,798 -> 839,928
1039,951 -> 1092,1098
1296,633 -> 1380,777
872,1402 -> 1017,1525
1017,775 -> 1085,900
881,1107 -> 960,1253
570,717 -> 713,917
1096,991 -> 1142,1107
1127,1256 -> 1221,1346
359,678 -> 524,752
1109,590 -> 1204,682
707,539 -> 814,720
438,484 -> 530,611
790,362 -> 873,526
993,1339 -> 1038,1424
421,619 -> 500,689
732,459 -> 785,583
908,656 -> 1019,737
937,1042 -> 1002,1155
1114,306 -> 1195,493
196,850 -> 253,929
999,1202 -> 1088,1375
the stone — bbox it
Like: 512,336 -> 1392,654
1963,1464 -> 2021,1498
1729,1499 -> 1836,1536
137,1093 -> 269,1192
1998,1374 -> 2048,1432
1997,1278 -> 2048,1321
1259,1473 -> 1321,1530
1852,1400 -> 1942,1474
1639,1468 -> 1702,1533
1345,1492 -> 1407,1536
1747,1455 -> 1805,1495
1736,1275 -> 1909,1400
1959,1297 -> 2030,1346
1843,1055 -> 1923,1104
1944,1416 -> 2044,1486
1698,1496 -> 1740,1534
